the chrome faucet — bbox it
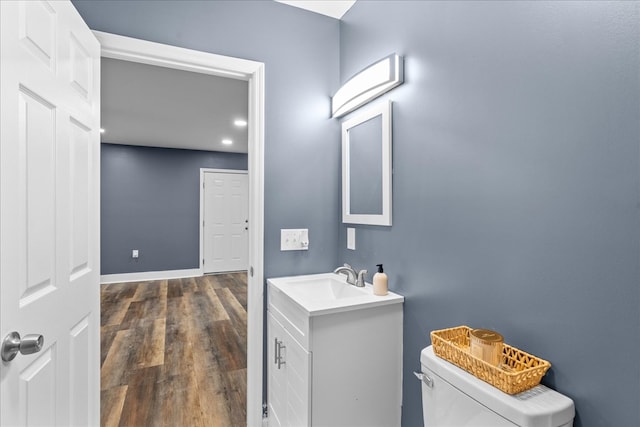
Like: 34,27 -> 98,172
333,263 -> 367,287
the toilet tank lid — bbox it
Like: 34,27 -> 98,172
421,346 -> 575,427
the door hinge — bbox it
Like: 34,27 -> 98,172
262,403 -> 268,419
202,259 -> 205,265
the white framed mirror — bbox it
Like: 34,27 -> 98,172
342,100 -> 392,226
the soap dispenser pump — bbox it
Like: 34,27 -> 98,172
373,264 -> 388,296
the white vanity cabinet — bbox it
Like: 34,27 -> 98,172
267,274 -> 404,427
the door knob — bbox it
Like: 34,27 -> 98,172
1,332 -> 44,362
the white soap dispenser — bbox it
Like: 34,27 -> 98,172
373,264 -> 388,296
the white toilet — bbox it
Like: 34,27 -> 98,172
419,346 -> 575,426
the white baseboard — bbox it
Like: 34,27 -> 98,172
100,268 -> 203,284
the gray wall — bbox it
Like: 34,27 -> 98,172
74,0 -> 342,279
338,2 -> 640,426
77,1 -> 640,425
101,143 -> 247,274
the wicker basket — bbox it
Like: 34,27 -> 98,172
430,325 -> 551,395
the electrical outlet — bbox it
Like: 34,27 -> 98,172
280,229 -> 309,251
132,249 -> 139,259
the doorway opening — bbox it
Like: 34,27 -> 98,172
96,31 -> 264,426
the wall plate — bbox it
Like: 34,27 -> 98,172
281,229 -> 309,251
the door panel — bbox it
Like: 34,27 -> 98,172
20,87 -> 57,302
20,347 -> 57,426
69,117 -> 91,279
69,316 -> 91,426
19,0 -> 56,69
1,1 -> 101,425
69,32 -> 93,100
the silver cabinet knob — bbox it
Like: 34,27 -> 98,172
1,332 -> 44,362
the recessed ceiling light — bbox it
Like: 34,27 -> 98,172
222,139 -> 233,145
234,119 -> 247,127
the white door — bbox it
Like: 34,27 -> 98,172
203,171 -> 249,273
0,1 -> 101,425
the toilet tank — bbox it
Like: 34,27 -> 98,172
420,346 -> 574,427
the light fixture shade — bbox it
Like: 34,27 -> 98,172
331,53 -> 403,118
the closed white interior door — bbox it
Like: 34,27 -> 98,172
203,170 -> 249,273
0,1 -> 101,425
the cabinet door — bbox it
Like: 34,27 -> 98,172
282,329 -> 310,427
268,312 -> 286,427
268,312 -> 311,427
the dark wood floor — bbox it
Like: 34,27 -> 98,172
100,273 -> 247,427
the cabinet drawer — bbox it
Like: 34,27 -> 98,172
268,283 -> 309,349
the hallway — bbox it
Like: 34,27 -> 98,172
100,273 -> 247,427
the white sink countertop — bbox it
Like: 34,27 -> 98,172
267,272 -> 404,316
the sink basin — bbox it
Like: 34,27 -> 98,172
284,276 -> 368,301
267,273 -> 404,316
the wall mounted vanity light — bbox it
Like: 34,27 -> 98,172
331,53 -> 404,118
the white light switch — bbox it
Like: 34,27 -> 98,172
132,249 -> 139,258
347,228 -> 356,250
281,229 -> 309,251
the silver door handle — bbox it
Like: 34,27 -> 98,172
1,332 -> 44,362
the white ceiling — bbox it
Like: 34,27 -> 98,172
100,2 -> 356,154
101,57 -> 248,153
275,0 -> 356,19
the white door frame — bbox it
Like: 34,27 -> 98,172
95,31 -> 265,426
199,168 -> 249,273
